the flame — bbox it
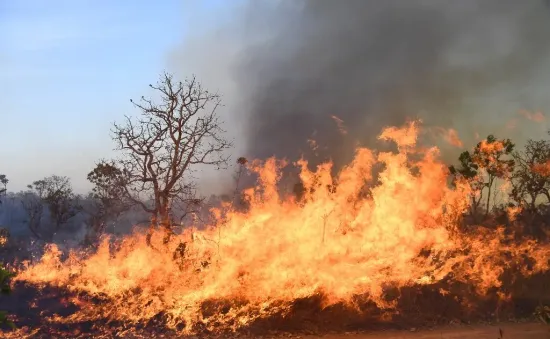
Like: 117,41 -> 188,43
478,139 -> 505,154
519,109 -> 545,123
532,160 -> 550,177
14,122 -> 550,334
476,139 -> 508,166
330,115 -> 348,135
431,127 -> 463,148
507,205 -> 522,222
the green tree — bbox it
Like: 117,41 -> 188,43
450,135 -> 515,219
449,151 -> 484,217
84,161 -> 131,241
0,265 -> 15,329
24,176 -> 81,239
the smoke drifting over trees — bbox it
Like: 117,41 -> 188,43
236,0 -> 550,165
172,0 -> 550,176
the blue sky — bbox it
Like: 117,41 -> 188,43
0,0 -> 233,193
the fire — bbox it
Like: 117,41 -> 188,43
519,109 -> 546,123
442,128 -> 463,148
426,126 -> 463,148
331,115 -> 348,135
532,160 -> 550,177
14,122 -> 550,334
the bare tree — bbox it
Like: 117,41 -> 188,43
21,184 -> 45,239
511,139 -> 550,211
111,72 -> 232,240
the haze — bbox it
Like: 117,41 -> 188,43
2,0 -> 550,196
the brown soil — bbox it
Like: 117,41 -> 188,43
313,323 -> 549,339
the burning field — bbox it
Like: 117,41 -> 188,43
2,122 -> 550,338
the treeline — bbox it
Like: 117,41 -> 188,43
2,72 -> 550,248
1,72 -> 232,247
447,133 -> 550,238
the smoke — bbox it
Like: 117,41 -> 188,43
171,0 -> 550,192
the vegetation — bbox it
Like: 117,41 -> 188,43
84,161 -> 131,243
3,72 -> 550,251
1,71 -> 550,336
21,175 -> 80,240
0,265 -> 14,329
108,73 -> 232,242
0,174 -> 8,197
449,135 -> 515,220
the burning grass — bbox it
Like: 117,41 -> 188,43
4,122 -> 550,336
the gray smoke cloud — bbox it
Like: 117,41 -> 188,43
171,0 -> 550,193
236,0 -> 550,164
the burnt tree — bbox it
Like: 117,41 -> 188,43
112,72 -> 231,239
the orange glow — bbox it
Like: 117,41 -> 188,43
432,127 -> 463,148
519,109 -> 545,123
331,115 -> 348,135
532,160 -> 550,177
505,118 -> 517,130
14,122 -> 550,334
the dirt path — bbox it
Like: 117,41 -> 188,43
314,323 -> 549,339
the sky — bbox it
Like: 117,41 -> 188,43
3,1 -> 550,196
0,0 -> 236,194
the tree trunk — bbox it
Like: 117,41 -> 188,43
530,193 -> 537,212
158,195 -> 173,245
485,178 -> 494,218
146,211 -> 159,246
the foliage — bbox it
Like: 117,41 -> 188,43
0,174 -> 7,198
449,135 -> 515,219
511,139 -> 550,210
20,188 -> 44,239
0,265 -> 15,329
110,72 -> 232,237
84,161 -> 131,241
22,176 -> 81,239
449,150 -> 484,216
38,176 -> 80,231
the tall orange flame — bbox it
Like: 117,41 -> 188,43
15,122 -> 550,334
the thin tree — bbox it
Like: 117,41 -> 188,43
473,135 -> 515,217
40,175 -> 81,232
21,183 -> 46,239
450,135 -> 514,219
511,139 -> 550,211
85,161 -> 132,242
23,176 -> 81,240
111,72 -> 232,241
449,150 -> 484,218
0,174 -> 8,196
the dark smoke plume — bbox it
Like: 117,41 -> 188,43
234,0 -> 550,168
170,0 -> 550,194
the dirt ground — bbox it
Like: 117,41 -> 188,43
311,323 -> 549,339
